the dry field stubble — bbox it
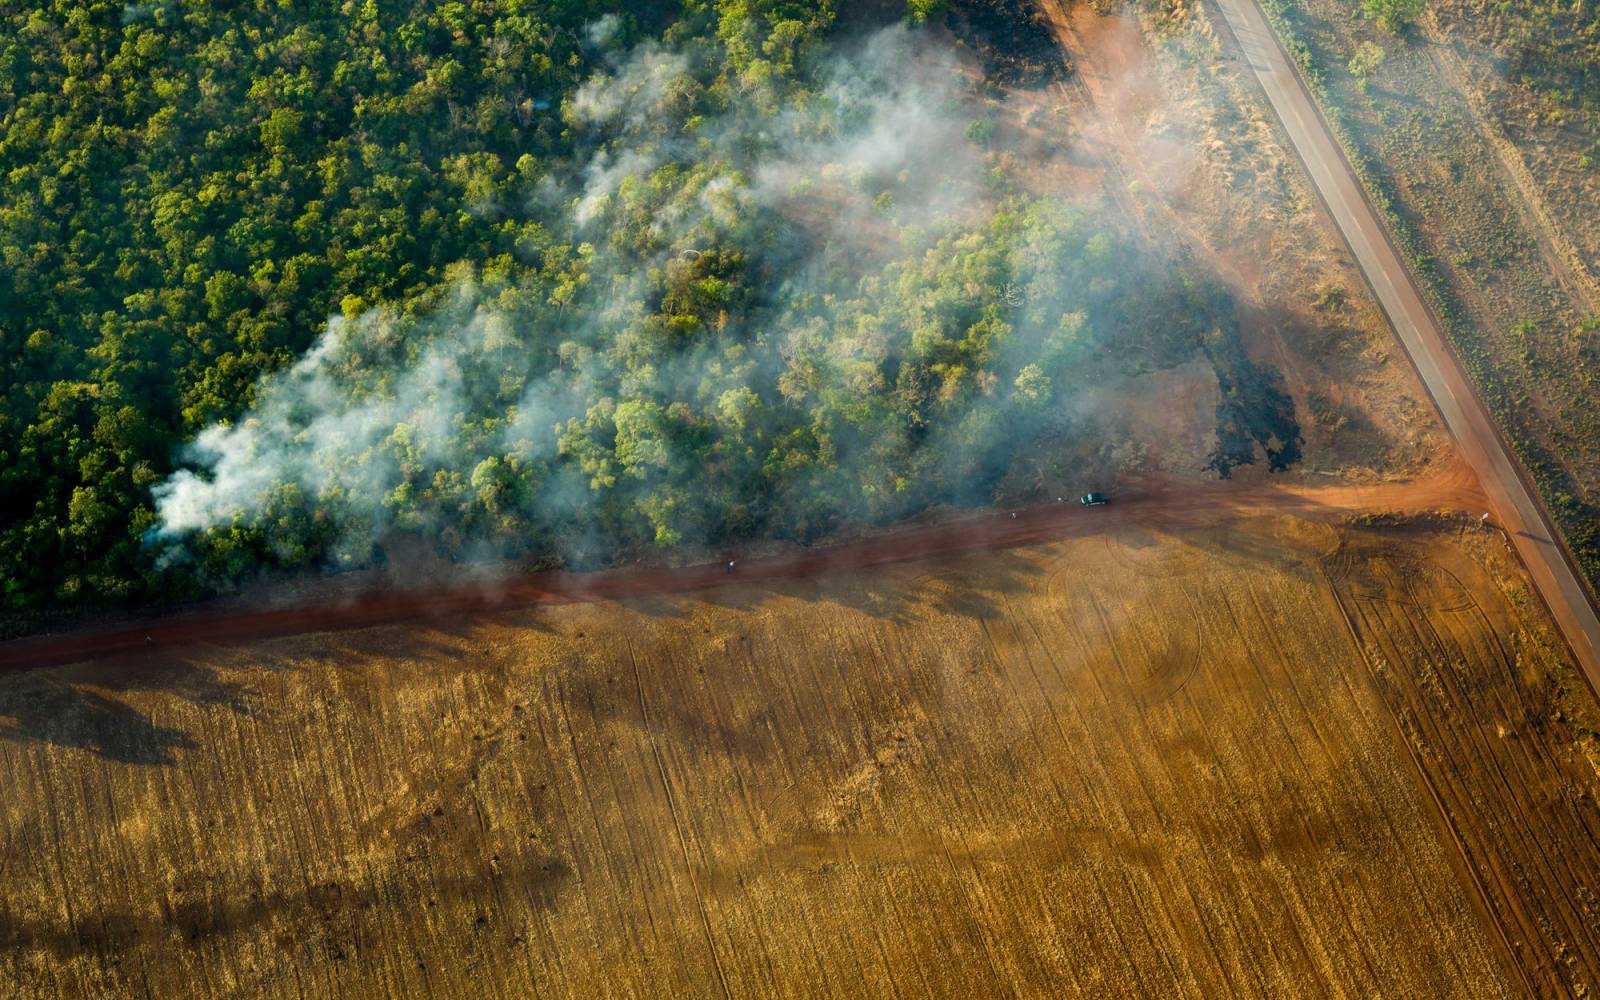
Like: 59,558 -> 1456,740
4,511 -> 1599,996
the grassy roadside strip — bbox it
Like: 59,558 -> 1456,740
1251,0 -> 1600,601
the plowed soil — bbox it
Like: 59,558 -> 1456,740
5,509 -> 1599,997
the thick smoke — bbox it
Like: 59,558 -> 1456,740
155,292 -> 496,538
149,24 -> 1152,571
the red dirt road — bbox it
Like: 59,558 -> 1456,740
0,465 -> 1486,672
1212,0 -> 1600,694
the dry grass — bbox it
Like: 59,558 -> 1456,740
1032,0 -> 1447,482
1266,0 -> 1600,589
5,511 -> 1599,996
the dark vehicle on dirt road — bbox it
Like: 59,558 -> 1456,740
1080,492 -> 1109,507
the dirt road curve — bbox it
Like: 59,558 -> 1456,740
1212,0 -> 1600,693
0,466 -> 1484,671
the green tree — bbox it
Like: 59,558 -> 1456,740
1013,364 -> 1053,408
1361,0 -> 1424,33
1346,41 -> 1387,86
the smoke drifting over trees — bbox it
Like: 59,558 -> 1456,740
152,25 -> 1154,574
1,0 -> 1294,606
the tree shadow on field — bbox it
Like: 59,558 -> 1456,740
0,831 -> 572,961
0,482 -> 1407,767
614,591 -> 699,620
861,547 -> 1042,624
690,545 -> 1043,626
290,617 -> 522,673
0,617 -> 504,766
0,657 -> 234,766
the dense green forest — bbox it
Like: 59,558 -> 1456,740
0,0 -> 1260,612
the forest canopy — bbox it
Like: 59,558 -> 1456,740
0,0 -> 1270,610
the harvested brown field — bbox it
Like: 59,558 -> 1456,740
5,508 -> 1600,996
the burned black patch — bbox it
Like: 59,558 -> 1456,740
945,0 -> 1072,87
1204,336 -> 1303,478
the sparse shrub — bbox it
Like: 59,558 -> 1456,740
1346,41 -> 1385,86
1360,0 -> 1423,33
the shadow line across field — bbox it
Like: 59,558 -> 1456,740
0,471 -> 1477,764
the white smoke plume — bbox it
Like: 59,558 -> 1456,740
150,27 -> 998,559
149,19 -> 1258,574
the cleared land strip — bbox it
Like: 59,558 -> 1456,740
0,466 -> 1484,671
1211,0 -> 1600,693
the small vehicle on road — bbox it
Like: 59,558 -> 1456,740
1079,492 -> 1109,507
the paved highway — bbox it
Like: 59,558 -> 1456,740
1213,0 -> 1600,691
